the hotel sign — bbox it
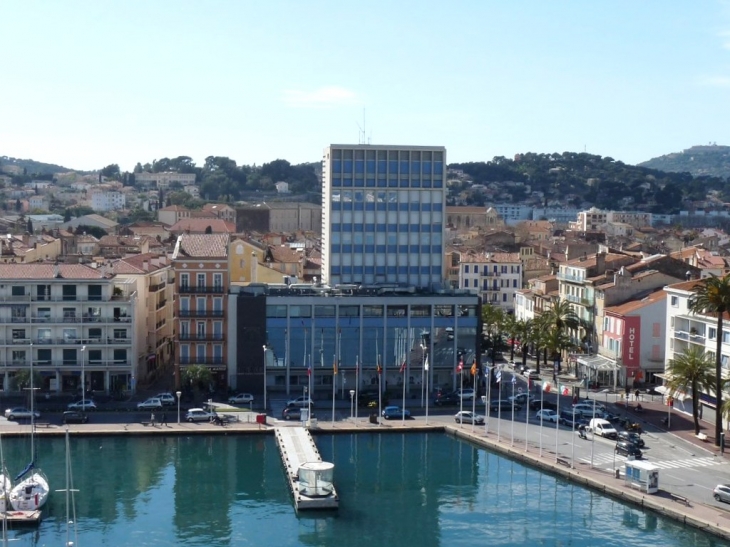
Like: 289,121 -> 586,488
623,316 -> 640,369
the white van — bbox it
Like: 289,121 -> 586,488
588,418 -> 617,439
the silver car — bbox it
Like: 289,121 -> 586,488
714,484 -> 730,503
454,411 -> 485,425
4,407 -> 40,421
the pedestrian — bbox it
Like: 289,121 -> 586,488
635,389 -> 640,402
161,412 -> 167,427
150,412 -> 156,427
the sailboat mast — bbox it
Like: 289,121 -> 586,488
29,342 -> 34,462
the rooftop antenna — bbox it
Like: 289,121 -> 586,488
356,108 -> 371,145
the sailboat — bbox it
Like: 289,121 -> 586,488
8,357 -> 49,511
0,434 -> 11,514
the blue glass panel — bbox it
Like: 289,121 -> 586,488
377,177 -> 387,187
410,223 -> 419,231
398,245 -> 408,253
398,266 -> 407,274
411,161 -> 420,173
420,245 -> 430,253
333,160 -> 342,172
331,266 -> 341,275
412,178 -> 421,188
343,266 -> 352,274
365,223 -> 375,231
332,224 -> 341,232
387,202 -> 397,211
388,266 -> 397,274
388,223 -> 397,231
354,223 -> 364,231
423,161 -> 432,175
431,266 -> 440,273
399,224 -> 408,231
376,266 -> 386,275
434,161 -> 443,175
388,177 -> 398,187
423,178 -> 432,188
377,202 -> 386,210
354,245 -> 363,253
344,160 -> 353,172
343,223 -> 353,232
399,178 -> 409,188
365,202 -> 375,210
388,245 -> 397,253
354,203 -> 364,211
434,178 -> 443,188
389,161 -> 398,174
355,160 -> 364,174
330,244 -> 340,253
422,224 -> 431,232
409,245 -> 419,253
332,202 -> 341,211
342,200 -> 353,211
365,245 -> 375,253
377,160 -> 386,173
376,245 -> 386,252
366,178 -> 375,188
433,203 -> 443,211
400,161 -> 409,174
366,160 -> 375,172
342,245 -> 352,253
333,177 -> 342,187
376,225 -> 386,232
409,266 -> 418,274
431,245 -> 441,253
410,203 -> 419,211
421,203 -> 431,211
365,266 -> 374,274
399,202 -> 408,211
343,176 -> 353,187
433,223 -> 442,232
420,266 -> 429,274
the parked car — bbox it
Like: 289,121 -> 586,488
714,484 -> 730,503
62,411 -> 88,424
530,399 -> 558,411
286,396 -> 315,408
536,409 -> 559,423
185,408 -> 216,422
489,400 -> 521,412
155,393 -> 177,406
228,393 -> 254,405
455,388 -> 475,401
67,400 -> 97,411
382,406 -> 410,420
615,441 -> 643,459
454,411 -> 485,425
434,392 -> 461,406
137,398 -> 163,411
560,411 -> 587,429
618,431 -> 645,448
573,403 -> 605,418
282,406 -> 315,421
508,393 -> 535,407
4,407 -> 40,421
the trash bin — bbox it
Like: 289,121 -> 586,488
256,414 -> 266,425
369,413 -> 378,424
615,469 -> 620,479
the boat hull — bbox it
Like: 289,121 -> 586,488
9,472 -> 49,511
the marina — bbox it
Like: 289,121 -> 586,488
274,425 -> 338,511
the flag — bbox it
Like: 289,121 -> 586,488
543,381 -> 551,393
333,356 -> 338,376
511,374 -> 517,385
495,369 -> 502,383
457,359 -> 463,373
561,384 -> 570,396
376,356 -> 382,375
424,356 -> 429,371
399,359 -> 406,374
470,359 -> 477,376
307,363 -> 311,377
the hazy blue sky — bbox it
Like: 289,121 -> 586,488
1,1 -> 729,172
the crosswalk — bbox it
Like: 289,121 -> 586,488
579,453 -> 728,471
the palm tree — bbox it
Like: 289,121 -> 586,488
544,326 -> 575,379
502,314 -> 519,362
517,319 -> 534,371
688,273 -> 730,446
540,298 -> 579,374
666,346 -> 715,435
481,304 -> 504,364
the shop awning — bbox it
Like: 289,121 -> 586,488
576,354 -> 621,372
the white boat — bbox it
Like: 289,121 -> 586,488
0,434 -> 11,514
9,358 -> 49,511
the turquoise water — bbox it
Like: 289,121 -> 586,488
0,432 -> 727,547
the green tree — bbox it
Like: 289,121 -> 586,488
502,314 -> 519,362
27,218 -> 33,234
666,346 -> 715,435
480,304 -> 504,365
688,273 -> 730,445
182,365 -> 212,402
63,209 -> 72,222
13,369 -> 42,392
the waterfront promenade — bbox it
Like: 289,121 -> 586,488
2,395 -> 729,542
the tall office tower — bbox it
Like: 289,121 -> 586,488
322,145 -> 446,288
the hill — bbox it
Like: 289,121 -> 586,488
0,155 -> 81,176
638,145 -> 730,179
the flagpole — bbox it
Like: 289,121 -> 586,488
471,359 -> 477,433
524,377 -> 529,452
376,332 -> 381,427
355,355 -> 359,422
540,380 -> 544,457
511,374 -> 515,447
555,381 -> 560,463
331,352 -> 336,427
497,366 -> 502,442
485,364 -> 491,436
459,360 -> 463,425
401,330 -> 407,426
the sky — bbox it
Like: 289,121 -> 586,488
1,1 -> 730,172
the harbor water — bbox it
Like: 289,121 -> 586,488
1,432 -> 728,546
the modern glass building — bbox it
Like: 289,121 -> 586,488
228,284 -> 480,399
322,145 -> 446,288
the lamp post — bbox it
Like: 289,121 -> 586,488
176,390 -> 182,424
80,345 -> 86,409
262,345 -> 268,414
349,389 -> 355,420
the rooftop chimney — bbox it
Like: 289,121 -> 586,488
143,260 -> 149,272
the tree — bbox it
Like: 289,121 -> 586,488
204,225 -> 213,234
502,314 -> 519,362
182,364 -> 212,401
666,346 -> 715,435
13,369 -> 42,392
63,209 -> 72,222
688,273 -> 730,446
26,218 -> 33,234
14,199 -> 21,212
100,164 -> 121,180
480,304 -> 505,365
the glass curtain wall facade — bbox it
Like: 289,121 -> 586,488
322,145 -> 446,287
261,294 -> 479,399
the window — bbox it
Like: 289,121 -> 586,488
11,350 -> 25,364
113,329 -> 127,340
213,345 -> 223,363
213,273 -> 223,290
63,349 -> 76,365
670,296 -> 679,307
197,273 -> 206,288
37,349 -> 51,364
196,297 -> 206,312
63,329 -> 77,342
37,328 -> 51,342
63,307 -> 76,320
180,273 -> 189,290
465,265 -> 470,274
180,298 -> 190,312
196,345 -> 206,361
11,286 -> 25,297
213,321 -> 223,339
196,322 -> 206,337
62,285 -> 77,301
723,330 -> 730,344
89,328 -> 102,340
88,285 -> 102,301
710,328 -> 717,340
113,349 -> 127,363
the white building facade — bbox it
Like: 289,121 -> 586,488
458,252 -> 521,312
322,144 -> 446,288
91,191 -> 126,212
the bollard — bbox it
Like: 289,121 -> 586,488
722,432 -> 726,454
615,469 -> 620,479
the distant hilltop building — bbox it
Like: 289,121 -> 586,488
322,144 -> 446,287
135,172 -> 196,190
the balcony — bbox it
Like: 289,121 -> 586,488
674,330 -> 706,345
557,273 -> 584,283
0,294 -> 131,303
565,294 -> 591,307
178,285 -> 225,294
2,360 -> 132,368
178,357 -> 225,366
178,310 -> 224,318
478,271 -> 501,277
178,334 -> 225,341
149,282 -> 166,292
156,299 -> 167,310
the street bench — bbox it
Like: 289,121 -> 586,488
670,492 -> 690,506
697,432 -> 708,442
34,422 -> 51,428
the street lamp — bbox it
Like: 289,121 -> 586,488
349,389 -> 355,420
262,345 -> 268,414
80,345 -> 86,409
176,390 -> 182,424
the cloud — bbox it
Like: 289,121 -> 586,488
282,86 -> 360,108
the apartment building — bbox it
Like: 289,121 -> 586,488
172,233 -> 230,390
458,251 -> 522,312
136,172 -> 196,190
0,263 -> 137,396
91,191 -> 126,212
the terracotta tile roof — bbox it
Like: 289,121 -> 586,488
459,252 -> 521,263
169,218 -> 236,234
605,290 -> 666,315
664,279 -> 703,292
112,253 -> 170,275
174,234 -> 229,258
0,263 -> 107,279
267,246 -> 302,263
